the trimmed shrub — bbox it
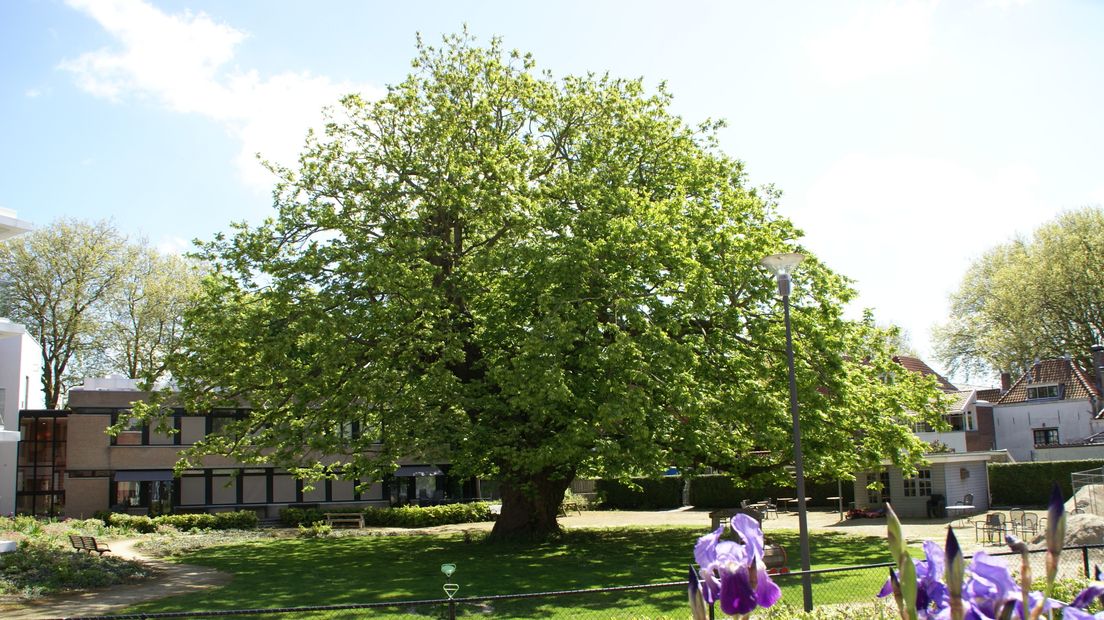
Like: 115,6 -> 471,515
153,511 -> 258,531
0,540 -> 152,598
689,475 -> 854,509
103,513 -> 157,533
595,478 -> 683,510
362,502 -> 492,528
989,460 -> 1104,507
279,507 -> 327,527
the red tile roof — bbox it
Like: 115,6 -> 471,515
995,357 -> 1102,405
892,356 -> 959,392
975,388 -> 1003,403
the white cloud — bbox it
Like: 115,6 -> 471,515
806,1 -> 939,86
25,88 -> 42,98
156,236 -> 191,255
794,153 -> 1046,362
61,0 -> 383,190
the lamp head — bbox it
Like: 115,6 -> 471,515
761,252 -> 804,297
760,253 -> 805,276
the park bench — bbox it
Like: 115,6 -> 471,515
323,512 -> 365,528
69,535 -> 112,555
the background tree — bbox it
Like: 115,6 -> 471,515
935,206 -> 1104,380
148,34 -> 944,540
0,219 -> 132,408
101,244 -> 204,383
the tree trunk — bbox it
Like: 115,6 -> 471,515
488,472 -> 572,541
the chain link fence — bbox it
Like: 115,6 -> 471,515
46,545 -> 1104,620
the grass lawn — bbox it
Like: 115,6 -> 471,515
128,527 -> 898,618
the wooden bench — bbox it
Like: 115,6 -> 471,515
69,535 -> 111,555
323,512 -> 364,528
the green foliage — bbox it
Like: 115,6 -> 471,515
149,31 -> 945,539
688,475 -> 855,508
362,502 -> 492,527
279,507 -> 327,527
595,478 -> 683,509
989,460 -> 1104,506
935,206 -> 1104,380
154,510 -> 258,531
0,540 -> 152,599
103,512 -> 158,533
296,523 -> 333,538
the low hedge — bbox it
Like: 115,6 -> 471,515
280,503 -> 493,528
595,478 -> 683,510
989,460 -> 1104,507
99,510 -> 258,532
362,502 -> 491,527
687,476 -> 855,509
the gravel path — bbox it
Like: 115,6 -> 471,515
0,539 -> 232,620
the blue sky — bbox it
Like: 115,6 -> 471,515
3,0 -> 1102,382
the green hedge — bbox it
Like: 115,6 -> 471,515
100,510 -> 258,532
279,503 -> 493,528
989,460 -> 1104,507
689,475 -> 854,509
362,502 -> 491,527
595,478 -> 683,510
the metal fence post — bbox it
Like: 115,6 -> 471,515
448,600 -> 456,620
1084,547 -> 1091,579
709,601 -> 715,620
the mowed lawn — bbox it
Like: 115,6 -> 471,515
128,528 -> 896,618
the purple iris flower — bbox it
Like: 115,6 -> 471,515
877,539 -> 949,615
692,513 -> 781,616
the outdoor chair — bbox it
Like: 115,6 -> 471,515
975,512 -> 1007,544
762,499 -> 779,519
1009,508 -> 1025,526
1014,512 -> 1040,539
960,493 -> 974,506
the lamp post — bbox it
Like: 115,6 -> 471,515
760,252 -> 813,612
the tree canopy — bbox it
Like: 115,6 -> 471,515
934,206 -> 1104,380
0,219 -> 203,407
152,34 -> 944,539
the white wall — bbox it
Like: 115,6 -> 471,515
993,400 -> 1103,461
0,329 -> 44,515
1034,445 -> 1104,462
915,431 -> 968,452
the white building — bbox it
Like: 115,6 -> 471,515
0,208 -> 39,514
992,350 -> 1104,462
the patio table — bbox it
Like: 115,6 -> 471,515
946,504 -> 975,526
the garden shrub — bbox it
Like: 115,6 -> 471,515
297,523 -> 333,538
0,540 -> 152,598
155,513 -> 219,531
595,477 -> 683,509
212,510 -> 259,530
279,507 -> 326,527
988,460 -> 1104,507
103,513 -> 157,533
688,475 -> 853,509
362,502 -> 492,527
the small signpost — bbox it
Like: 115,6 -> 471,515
441,563 -> 459,599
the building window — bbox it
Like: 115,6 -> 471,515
867,471 -> 890,506
1027,385 -> 1060,400
904,469 -> 932,497
112,410 -> 145,446
1034,428 -> 1060,446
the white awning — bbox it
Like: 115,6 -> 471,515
114,470 -> 175,482
393,465 -> 443,477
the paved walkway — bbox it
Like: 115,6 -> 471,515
0,539 -> 232,620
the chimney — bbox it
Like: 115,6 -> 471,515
1001,372 -> 1012,392
1092,344 -> 1104,397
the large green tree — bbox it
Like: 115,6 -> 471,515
0,219 -> 132,408
0,220 -> 204,407
935,207 -> 1104,380
101,245 -> 204,382
153,35 -> 943,539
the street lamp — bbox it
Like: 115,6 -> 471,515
760,252 -> 813,612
